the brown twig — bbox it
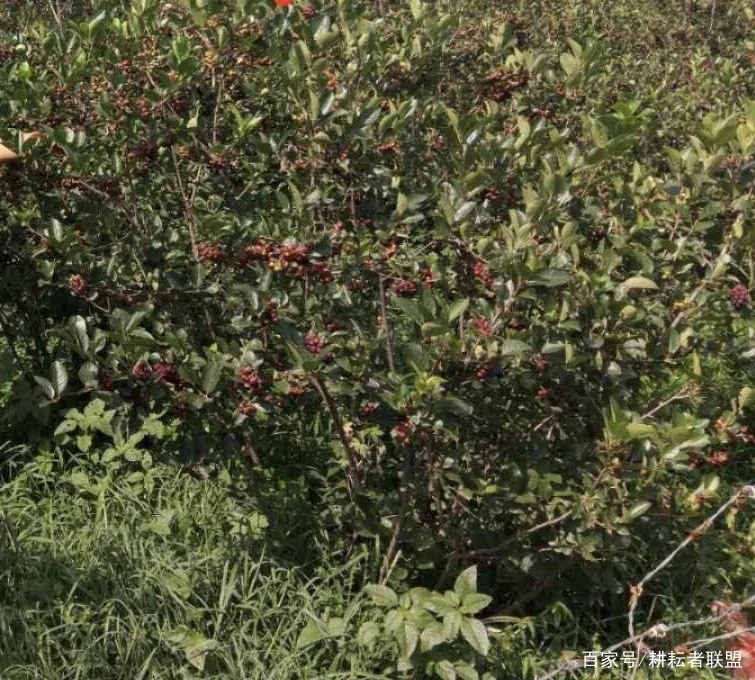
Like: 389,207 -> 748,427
435,511 -> 572,591
533,485 -> 755,680
170,147 -> 199,260
309,373 -> 362,496
627,485 -> 755,641
377,274 -> 396,374
379,447 -> 413,584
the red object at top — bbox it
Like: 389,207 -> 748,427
275,0 -> 294,6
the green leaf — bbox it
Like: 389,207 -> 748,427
435,397 -> 473,417
627,501 -> 651,520
454,566 -> 478,597
460,617 -> 490,656
68,471 -> 91,491
447,298 -> 470,323
454,662 -> 480,680
78,362 -> 99,388
403,622 -> 419,658
443,609 -> 462,639
34,376 -> 55,400
454,201 -> 476,223
531,269 -> 572,288
393,297 -> 425,324
499,339 -> 531,357
365,584 -> 399,607
357,621 -> 380,648
422,322 -> 447,337
181,631 -> 218,671
69,315 -> 89,353
296,620 -> 327,649
201,361 -> 222,394
75,434 -> 92,453
420,622 -> 447,652
435,660 -> 457,680
460,592 -> 492,615
50,361 -> 68,397
619,276 -> 658,291
326,617 -> 346,637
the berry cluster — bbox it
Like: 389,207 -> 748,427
153,362 -> 183,387
99,370 -> 114,391
391,279 -> 418,296
238,240 -> 335,284
475,361 -> 494,379
472,261 -> 494,287
392,421 -> 412,444
360,401 -> 380,417
197,242 -> 226,263
303,329 -> 324,354
70,274 -> 87,296
419,268 -> 436,287
236,366 -> 263,391
260,300 -> 279,325
238,401 -> 258,416
730,283 -> 750,310
132,361 -> 153,381
470,318 -> 493,336
483,67 -> 529,102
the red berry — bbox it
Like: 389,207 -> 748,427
70,274 -> 87,296
235,366 -> 262,390
154,362 -> 182,386
391,279 -> 418,296
303,329 -> 324,354
392,422 -> 411,444
470,318 -> 493,337
360,401 -> 379,417
472,261 -> 494,287
197,242 -> 225,263
238,401 -> 258,416
132,361 -> 152,381
99,369 -> 114,390
536,386 -> 549,400
730,283 -> 750,310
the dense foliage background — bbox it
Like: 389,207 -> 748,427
1,0 -> 755,677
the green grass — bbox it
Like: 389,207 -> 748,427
0,451 -> 393,679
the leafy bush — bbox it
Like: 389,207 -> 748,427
2,0 -> 755,676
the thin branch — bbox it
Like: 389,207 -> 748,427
379,446 -> 413,584
309,373 -> 362,496
641,386 -> 695,420
435,511 -> 572,591
534,485 -> 755,680
627,485 -> 755,640
170,147 -> 199,260
377,274 -> 396,374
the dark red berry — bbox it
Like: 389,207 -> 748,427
154,362 -> 182,386
70,274 -> 87,296
303,329 -> 324,354
472,261 -> 494,287
238,401 -> 258,416
391,279 -> 418,296
197,242 -> 225,263
730,283 -> 750,310
470,318 -> 493,337
235,366 -> 262,390
99,369 -> 114,390
132,361 -> 152,381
